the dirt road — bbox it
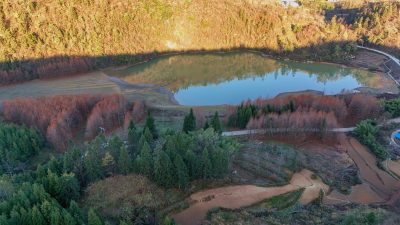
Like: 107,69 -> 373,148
173,169 -> 328,225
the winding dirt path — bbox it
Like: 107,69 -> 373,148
173,169 -> 328,225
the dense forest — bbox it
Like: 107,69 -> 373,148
0,0 -> 399,84
0,111 -> 238,224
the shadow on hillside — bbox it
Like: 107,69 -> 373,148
324,7 -> 361,24
0,41 -> 399,86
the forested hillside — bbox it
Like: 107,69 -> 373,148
0,0 -> 399,84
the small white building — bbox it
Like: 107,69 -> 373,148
281,0 -> 299,7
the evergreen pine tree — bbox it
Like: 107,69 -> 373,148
163,217 -> 177,225
118,146 -> 131,175
184,149 -> 201,179
182,108 -> 196,133
173,154 -> 189,189
88,208 -> 103,225
85,144 -> 103,182
154,150 -> 174,188
31,206 -> 45,225
50,208 -> 62,225
138,141 -> 153,178
201,148 -> 212,179
144,111 -> 158,139
68,200 -> 83,223
128,120 -> 139,150
143,127 -> 153,144
211,111 -> 222,134
62,213 -> 76,225
289,100 -> 295,112
203,120 -> 210,130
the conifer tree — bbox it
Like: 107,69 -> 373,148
163,217 -> 177,225
204,120 -> 210,130
211,111 -> 222,134
85,144 -> 103,182
185,149 -> 201,179
143,127 -> 153,144
154,150 -> 174,188
144,111 -> 158,139
68,200 -> 83,223
174,154 -> 189,189
137,141 -> 153,178
31,206 -> 45,225
118,146 -> 131,175
50,208 -> 62,225
201,148 -> 212,179
183,108 -> 196,133
128,120 -> 139,150
88,208 -> 103,225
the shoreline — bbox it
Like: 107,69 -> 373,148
0,49 -> 398,108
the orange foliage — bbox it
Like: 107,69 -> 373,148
246,94 -> 381,126
2,94 -> 137,150
85,94 -> 129,138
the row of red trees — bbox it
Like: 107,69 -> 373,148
247,110 -> 338,136
0,57 -> 92,84
243,94 -> 381,126
2,94 -> 146,150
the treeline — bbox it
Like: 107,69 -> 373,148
228,94 -> 382,135
353,120 -> 388,160
2,94 -> 146,150
1,0 -> 399,84
0,122 -> 44,174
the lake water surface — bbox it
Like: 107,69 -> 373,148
111,52 -> 387,105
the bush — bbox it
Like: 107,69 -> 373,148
353,120 -> 388,160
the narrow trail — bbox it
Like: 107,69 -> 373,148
173,169 -> 329,225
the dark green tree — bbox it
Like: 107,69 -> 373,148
201,148 -> 212,179
144,111 -> 158,139
84,144 -> 103,182
50,208 -> 62,225
136,141 -> 153,178
183,108 -> 196,133
203,120 -> 210,130
211,111 -> 222,134
143,127 -> 153,144
68,201 -> 84,223
154,150 -> 174,188
31,206 -> 45,225
88,208 -> 103,225
128,120 -> 140,151
163,217 -> 177,225
174,154 -> 189,189
118,146 -> 131,175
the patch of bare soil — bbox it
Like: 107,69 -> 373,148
348,49 -> 398,93
173,169 -> 328,225
324,184 -> 384,204
386,160 -> 400,178
348,50 -> 388,71
325,134 -> 400,204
